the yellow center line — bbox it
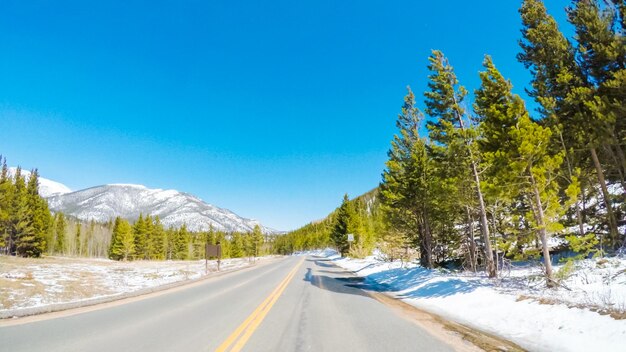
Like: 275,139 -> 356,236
215,258 -> 304,352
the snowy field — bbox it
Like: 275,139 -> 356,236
308,249 -> 626,352
0,255 -> 271,314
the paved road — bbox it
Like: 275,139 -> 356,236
0,256 -> 457,352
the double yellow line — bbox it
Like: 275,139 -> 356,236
215,258 -> 304,352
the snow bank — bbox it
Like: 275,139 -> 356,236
317,249 -> 626,352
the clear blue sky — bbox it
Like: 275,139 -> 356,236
0,0 -> 571,231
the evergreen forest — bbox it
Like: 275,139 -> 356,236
277,0 -> 626,286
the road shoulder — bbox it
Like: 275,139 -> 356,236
317,256 -> 525,352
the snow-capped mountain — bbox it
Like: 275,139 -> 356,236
46,184 -> 277,234
7,167 -> 277,233
8,167 -> 72,197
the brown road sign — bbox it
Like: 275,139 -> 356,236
206,244 -> 222,258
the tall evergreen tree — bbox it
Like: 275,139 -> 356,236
380,88 -> 434,268
230,232 -> 244,258
24,169 -> 51,257
133,214 -> 148,260
475,57 -> 575,286
330,194 -> 360,257
174,224 -> 189,260
74,223 -> 82,256
109,217 -> 134,261
519,0 -> 620,247
0,157 -> 13,254
252,224 -> 264,257
424,51 -> 496,276
143,215 -> 154,259
54,212 -> 66,255
11,168 -> 36,257
151,216 -> 165,260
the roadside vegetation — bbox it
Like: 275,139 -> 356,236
276,0 -> 626,287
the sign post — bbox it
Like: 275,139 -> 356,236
206,242 -> 222,272
347,233 -> 354,253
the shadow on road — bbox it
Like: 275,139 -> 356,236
304,258 -> 480,299
303,266 -> 371,298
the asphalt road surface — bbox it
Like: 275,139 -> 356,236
0,256 -> 460,352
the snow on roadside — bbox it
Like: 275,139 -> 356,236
0,256 -> 271,312
312,249 -> 626,352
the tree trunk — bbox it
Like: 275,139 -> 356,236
603,143 -> 626,191
528,172 -> 554,287
419,211 -> 434,269
590,147 -> 619,248
610,131 -> 626,186
558,130 -> 585,237
491,211 -> 499,274
453,105 -> 496,277
471,162 -> 496,277
465,207 -> 477,272
450,81 -> 496,278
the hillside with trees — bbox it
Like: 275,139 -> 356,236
281,0 -> 626,286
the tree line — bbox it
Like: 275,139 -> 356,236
107,215 -> 265,261
280,0 -> 625,287
0,156 -> 268,261
273,190 -> 384,257
0,158 -> 52,257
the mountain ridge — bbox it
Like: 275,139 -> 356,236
8,167 -> 278,234
8,167 -> 72,197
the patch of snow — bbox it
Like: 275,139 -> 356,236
316,249 -> 626,352
0,256 -> 275,311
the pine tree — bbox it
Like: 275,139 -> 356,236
24,169 -> 52,257
510,115 -> 567,286
0,157 -> 13,254
243,233 -> 254,259
151,216 -> 165,260
54,212 -> 66,255
109,217 -> 134,261
143,215 -> 154,259
133,213 -> 148,260
330,194 -> 354,257
424,51 -> 496,276
475,57 -> 573,286
518,0 -> 620,247
10,167 -> 36,257
567,0 -> 625,248
380,87 -> 434,268
230,232 -> 244,258
74,223 -> 82,256
174,224 -> 189,260
165,227 -> 177,260
252,225 -> 264,257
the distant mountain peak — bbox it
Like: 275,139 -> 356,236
46,183 -> 277,234
7,168 -> 278,233
8,167 -> 72,197
106,183 -> 147,188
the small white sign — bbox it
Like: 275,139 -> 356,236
347,233 -> 354,242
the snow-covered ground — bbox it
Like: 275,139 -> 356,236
0,255 -> 271,313
308,249 -> 626,352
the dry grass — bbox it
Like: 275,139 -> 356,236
0,256 -> 118,309
0,254 -> 259,311
516,294 -> 626,320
